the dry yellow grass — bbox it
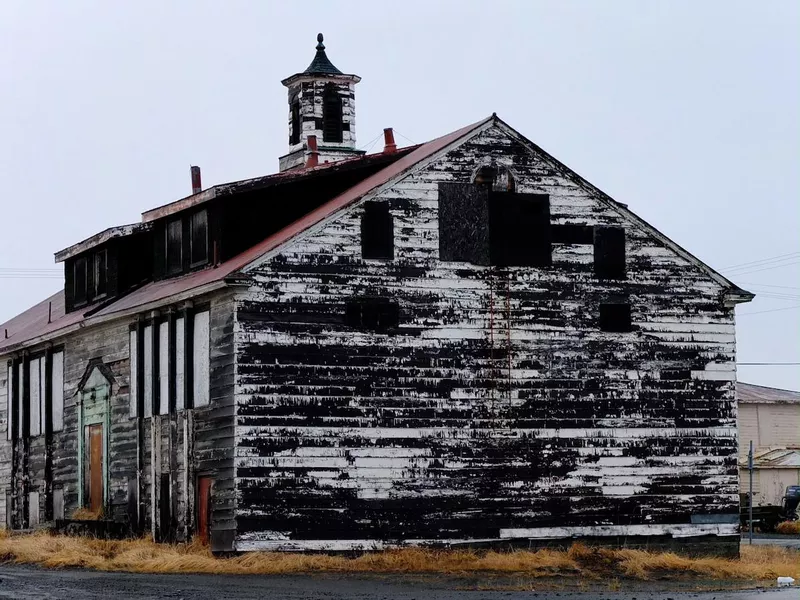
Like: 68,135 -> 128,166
70,508 -> 103,521
776,521 -> 800,535
0,533 -> 796,581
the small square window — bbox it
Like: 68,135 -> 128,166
361,202 -> 393,260
599,303 -> 632,332
594,226 -> 626,280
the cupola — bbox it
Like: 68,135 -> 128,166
279,34 -> 364,171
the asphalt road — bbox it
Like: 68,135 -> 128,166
0,565 -> 796,600
744,535 -> 800,549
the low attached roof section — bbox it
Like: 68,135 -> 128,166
738,382 -> 800,404
0,117 -> 492,355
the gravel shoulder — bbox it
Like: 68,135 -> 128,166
0,564 -> 795,600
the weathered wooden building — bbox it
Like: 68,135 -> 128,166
0,34 -> 754,555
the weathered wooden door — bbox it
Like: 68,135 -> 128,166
196,476 -> 212,544
88,424 -> 104,512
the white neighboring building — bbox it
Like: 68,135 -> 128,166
738,382 -> 800,506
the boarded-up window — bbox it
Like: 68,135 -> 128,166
17,363 -> 22,438
6,363 -> 13,441
193,311 -> 210,408
599,303 -> 632,332
74,256 -> 88,305
190,210 -> 208,266
129,330 -> 138,418
166,219 -> 183,275
438,183 -> 491,265
53,487 -> 65,521
361,202 -> 394,260
594,226 -> 626,279
322,84 -> 343,143
29,358 -> 41,437
346,299 -> 400,331
489,192 -> 552,267
51,351 -> 64,432
175,317 -> 185,411
28,491 -> 40,527
158,321 -> 169,415
143,325 -> 153,418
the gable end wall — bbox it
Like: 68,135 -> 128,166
233,124 -> 739,553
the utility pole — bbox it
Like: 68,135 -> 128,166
748,440 -> 754,545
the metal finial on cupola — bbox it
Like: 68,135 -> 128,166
303,32 -> 343,75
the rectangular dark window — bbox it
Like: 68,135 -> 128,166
322,86 -> 343,143
93,250 -> 107,297
489,192 -> 551,267
166,219 -> 183,275
361,202 -> 394,259
73,257 -> 88,305
345,298 -> 399,331
599,303 -> 632,332
438,183 -> 491,265
290,101 -> 301,145
190,210 -> 208,266
594,226 -> 626,279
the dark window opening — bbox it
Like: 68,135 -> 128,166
361,202 -> 394,259
489,192 -> 551,267
438,183 -> 552,267
438,183 -> 491,265
190,210 -> 209,266
74,257 -> 88,305
345,298 -> 399,331
290,101 -> 301,145
166,219 -> 183,275
594,226 -> 626,279
552,224 -> 594,245
599,303 -> 632,332
322,85 -> 343,143
93,250 -> 107,297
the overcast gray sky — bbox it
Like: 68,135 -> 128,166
1,0 -> 798,390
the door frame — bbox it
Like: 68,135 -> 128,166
76,373 -> 111,510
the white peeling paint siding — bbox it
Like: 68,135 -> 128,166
233,123 -> 740,552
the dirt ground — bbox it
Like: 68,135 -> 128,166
0,564 -> 795,600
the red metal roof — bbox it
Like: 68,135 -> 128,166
0,116 -> 492,355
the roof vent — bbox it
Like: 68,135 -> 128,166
191,166 -> 202,194
383,128 -> 397,154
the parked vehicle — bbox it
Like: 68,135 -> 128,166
741,485 -> 800,532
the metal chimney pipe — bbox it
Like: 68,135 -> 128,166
190,166 -> 202,194
305,135 -> 319,168
383,128 -> 397,154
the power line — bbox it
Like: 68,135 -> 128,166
725,260 -> 800,277
737,362 -> 800,366
723,252 -> 800,271
740,282 -> 800,290
738,304 -> 800,316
